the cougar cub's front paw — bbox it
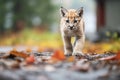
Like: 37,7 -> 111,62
72,51 -> 84,56
64,51 -> 72,56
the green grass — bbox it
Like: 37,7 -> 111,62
0,28 -> 63,49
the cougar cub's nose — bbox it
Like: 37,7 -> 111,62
68,24 -> 74,30
69,26 -> 73,30
68,26 -> 74,30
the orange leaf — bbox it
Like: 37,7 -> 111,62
99,55 -> 116,60
51,50 -> 65,61
10,50 -> 29,59
67,56 -> 75,62
101,51 -> 120,60
113,51 -> 120,60
26,55 -> 35,64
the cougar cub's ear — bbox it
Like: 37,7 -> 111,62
77,7 -> 83,17
60,6 -> 68,17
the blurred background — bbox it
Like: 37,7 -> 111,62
0,0 -> 120,53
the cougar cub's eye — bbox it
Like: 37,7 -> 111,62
66,20 -> 69,23
74,20 -> 77,23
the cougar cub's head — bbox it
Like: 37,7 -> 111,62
60,7 -> 83,30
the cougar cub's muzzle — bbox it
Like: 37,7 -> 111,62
67,25 -> 77,30
68,26 -> 74,30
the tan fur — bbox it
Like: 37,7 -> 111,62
60,7 -> 85,55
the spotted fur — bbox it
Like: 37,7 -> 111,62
60,7 -> 85,55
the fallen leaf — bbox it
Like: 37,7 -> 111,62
99,55 -> 116,60
70,59 -> 90,72
111,51 -> 120,60
9,50 -> 29,59
26,55 -> 35,64
67,56 -> 75,62
51,50 -> 65,61
0,59 -> 20,69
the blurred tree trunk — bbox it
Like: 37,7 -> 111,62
0,0 -> 6,34
13,0 -> 25,32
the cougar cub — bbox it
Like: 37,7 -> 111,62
60,7 -> 85,55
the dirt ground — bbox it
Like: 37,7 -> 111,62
0,48 -> 120,80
